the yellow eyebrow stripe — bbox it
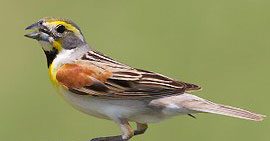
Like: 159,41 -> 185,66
47,21 -> 80,35
46,20 -> 84,50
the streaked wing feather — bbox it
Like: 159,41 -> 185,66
60,50 -> 201,98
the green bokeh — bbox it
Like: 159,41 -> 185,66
0,0 -> 269,141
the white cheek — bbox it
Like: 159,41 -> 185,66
38,41 -> 53,51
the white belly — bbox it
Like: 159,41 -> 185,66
57,87 -> 189,123
58,87 -> 152,121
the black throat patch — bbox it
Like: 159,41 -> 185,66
44,48 -> 58,68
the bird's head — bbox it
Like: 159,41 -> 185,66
25,17 -> 87,66
25,17 -> 86,51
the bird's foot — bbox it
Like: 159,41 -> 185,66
90,135 -> 128,141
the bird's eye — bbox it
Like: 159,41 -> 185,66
56,25 -> 66,33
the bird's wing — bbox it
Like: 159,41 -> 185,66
55,50 -> 201,99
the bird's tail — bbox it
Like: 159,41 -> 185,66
180,94 -> 265,121
150,93 -> 265,121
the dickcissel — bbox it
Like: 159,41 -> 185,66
25,17 -> 265,141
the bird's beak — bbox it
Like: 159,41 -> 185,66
25,21 -> 41,30
24,31 -> 42,40
24,21 -> 50,42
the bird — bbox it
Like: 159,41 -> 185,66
25,17 -> 265,141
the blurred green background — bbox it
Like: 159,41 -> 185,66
0,0 -> 269,141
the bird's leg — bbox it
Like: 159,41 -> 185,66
134,123 -> 148,136
90,119 -> 134,141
